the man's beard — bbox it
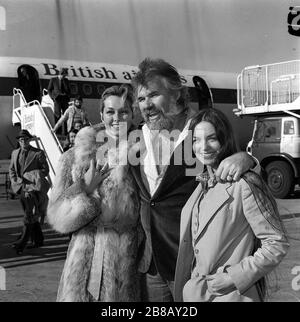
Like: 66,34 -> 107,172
144,112 -> 174,131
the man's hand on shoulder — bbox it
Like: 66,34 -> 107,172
215,152 -> 255,182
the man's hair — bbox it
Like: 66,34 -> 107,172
131,58 -> 189,109
99,84 -> 134,113
60,68 -> 68,76
74,95 -> 83,101
189,108 -> 238,166
68,128 -> 79,136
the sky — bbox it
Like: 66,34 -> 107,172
0,0 -> 299,73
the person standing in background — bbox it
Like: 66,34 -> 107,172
48,68 -> 71,125
73,120 -> 84,131
53,95 -> 89,134
63,128 -> 78,152
9,129 -> 50,255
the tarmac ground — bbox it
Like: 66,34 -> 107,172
0,186 -> 300,302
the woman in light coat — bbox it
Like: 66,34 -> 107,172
174,108 -> 289,302
47,85 -> 141,302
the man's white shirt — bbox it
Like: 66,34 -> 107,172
140,119 -> 192,196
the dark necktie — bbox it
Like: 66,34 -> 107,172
19,150 -> 28,175
60,78 -> 65,94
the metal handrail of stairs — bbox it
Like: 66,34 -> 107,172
12,88 -> 63,187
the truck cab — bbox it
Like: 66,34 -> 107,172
247,115 -> 300,198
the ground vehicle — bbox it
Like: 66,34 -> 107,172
247,115 -> 300,198
235,60 -> 300,198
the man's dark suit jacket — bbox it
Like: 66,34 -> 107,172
47,77 -> 70,100
130,136 -> 201,281
9,146 -> 49,194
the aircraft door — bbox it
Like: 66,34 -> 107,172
192,76 -> 213,110
17,64 -> 42,103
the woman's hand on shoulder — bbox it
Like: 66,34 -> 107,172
84,160 -> 111,195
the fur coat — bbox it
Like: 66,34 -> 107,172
47,124 -> 141,302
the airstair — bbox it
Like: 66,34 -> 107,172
12,88 -> 63,188
234,60 -> 300,118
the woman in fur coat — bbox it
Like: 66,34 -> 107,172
47,85 -> 141,302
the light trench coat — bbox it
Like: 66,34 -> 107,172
174,172 -> 289,302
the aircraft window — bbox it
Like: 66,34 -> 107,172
283,120 -> 295,135
70,83 -> 78,95
97,85 -> 106,96
83,84 -> 93,96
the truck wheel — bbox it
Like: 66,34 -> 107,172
265,161 -> 294,199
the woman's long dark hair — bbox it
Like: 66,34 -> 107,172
189,108 -> 238,166
242,171 -> 288,300
189,108 -> 289,301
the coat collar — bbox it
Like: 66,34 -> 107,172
23,148 -> 36,172
180,181 -> 233,243
16,147 -> 35,174
134,138 -> 195,200
15,149 -> 22,175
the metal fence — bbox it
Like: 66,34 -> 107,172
239,60 -> 300,108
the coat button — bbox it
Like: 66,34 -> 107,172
195,249 -> 199,254
195,272 -> 199,277
150,201 -> 155,206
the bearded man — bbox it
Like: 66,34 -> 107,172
130,58 -> 257,302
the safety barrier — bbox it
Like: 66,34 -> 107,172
234,60 -> 300,116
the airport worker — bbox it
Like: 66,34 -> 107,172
48,67 -> 71,123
